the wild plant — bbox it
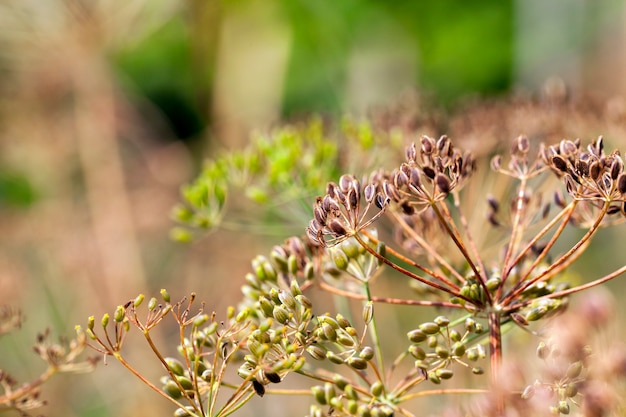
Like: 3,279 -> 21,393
79,131 -> 626,416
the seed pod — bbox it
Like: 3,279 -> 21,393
322,323 -> 338,341
486,277 -> 501,291
252,380 -> 265,397
327,351 -> 346,365
87,316 -> 95,331
358,404 -> 372,417
359,346 -> 375,361
409,345 -> 426,360
564,383 -> 578,398
101,313 -> 109,328
536,341 -> 550,359
332,248 -> 350,270
336,314 -> 351,329
525,306 -> 548,322
163,379 -> 182,399
278,290 -> 297,310
449,329 -> 461,342
521,384 -> 535,400
558,400 -> 570,415
345,384 -> 359,400
427,336 -> 438,348
307,345 -> 327,361
419,322 -> 440,335
427,371 -> 441,384
174,406 -> 195,417
407,329 -> 427,343
133,294 -> 144,307
337,334 -> 355,347
434,316 -> 450,327
312,385 -> 327,405
165,357 -> 185,376
472,367 -> 484,375
333,374 -> 349,390
436,346 -> 449,359
370,381 -> 384,397
272,306 -> 290,324
452,342 -> 466,357
436,369 -> 454,379
347,356 -> 368,370
566,361 -> 583,379
362,301 -> 374,324
347,400 -> 359,414
464,318 -> 476,333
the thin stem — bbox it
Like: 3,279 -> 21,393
501,179 -> 529,285
353,234 -> 472,303
502,199 -> 610,305
387,210 -> 467,285
488,312 -> 504,415
318,281 -> 464,309
507,264 -> 626,311
398,388 -> 488,402
452,190 -> 487,282
364,282 -> 386,384
431,202 -> 491,304
498,200 -> 577,297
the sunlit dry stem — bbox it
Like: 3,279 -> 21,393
501,180 -> 529,292
498,200 -> 577,297
503,199 -> 611,305
353,233 -> 473,302
429,202 -> 491,305
361,228 -> 461,290
452,191 -> 486,283
398,388 -> 489,402
317,281 -> 463,308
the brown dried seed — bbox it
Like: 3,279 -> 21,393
394,170 -> 409,189
347,189 -> 358,210
490,155 -> 502,171
618,173 -> 626,194
364,184 -> 376,202
611,158 -> 622,180
423,166 -> 436,179
552,155 -> 568,172
589,161 -> 601,181
576,159 -> 589,176
517,135 -> 529,153
339,175 -> 352,192
329,219 -> 347,236
406,143 -> 417,162
421,136 -> 434,154
435,174 -> 451,194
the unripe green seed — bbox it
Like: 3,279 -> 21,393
327,351 -> 346,365
370,381 -> 384,397
449,329 -> 461,342
359,346 -> 375,361
333,374 -> 349,390
312,385 -> 327,405
148,297 -> 157,311
163,380 -> 182,399
160,289 -> 170,303
362,301 -> 374,324
336,314 -> 351,329
464,318 -> 476,332
434,316 -> 450,327
337,334 -> 355,347
419,322 -> 440,335
288,254 -> 299,275
272,306 -> 290,324
174,406 -> 194,417
290,279 -> 302,296
133,294 -> 144,307
452,342 -> 466,357
474,322 -> 484,333
345,384 -> 359,400
358,405 -> 372,417
486,277 -> 501,291
176,376 -> 193,390
436,368 -> 454,379
428,372 -> 441,384
193,314 -> 209,327
566,361 -> 583,379
101,313 -> 109,328
87,316 -> 95,331
407,329 -> 427,343
472,367 -> 484,375
329,396 -> 343,411
304,262 -> 315,280
347,356 -> 368,370
537,341 -> 550,359
332,248 -> 350,270
341,240 -> 360,259
296,294 -> 313,309
348,399 -> 358,414
324,382 -> 336,402
427,336 -> 438,348
322,323 -> 337,341
409,345 -> 426,360
558,400 -> 570,414
525,306 -> 548,322
165,357 -> 185,376
278,290 -> 296,310
564,383 -> 578,398
436,346 -> 449,359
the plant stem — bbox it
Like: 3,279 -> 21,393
488,312 -> 504,414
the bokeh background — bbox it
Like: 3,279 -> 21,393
1,1 -> 626,416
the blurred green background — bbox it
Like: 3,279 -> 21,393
1,0 -> 626,416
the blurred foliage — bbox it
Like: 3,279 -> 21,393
171,118 -> 402,241
0,170 -> 38,208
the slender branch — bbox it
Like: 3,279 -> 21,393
352,234 -> 473,303
502,199 -> 610,305
387,210 -> 466,285
452,190 -> 486,283
318,281 -> 464,309
488,312 -> 504,415
398,388 -> 488,402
